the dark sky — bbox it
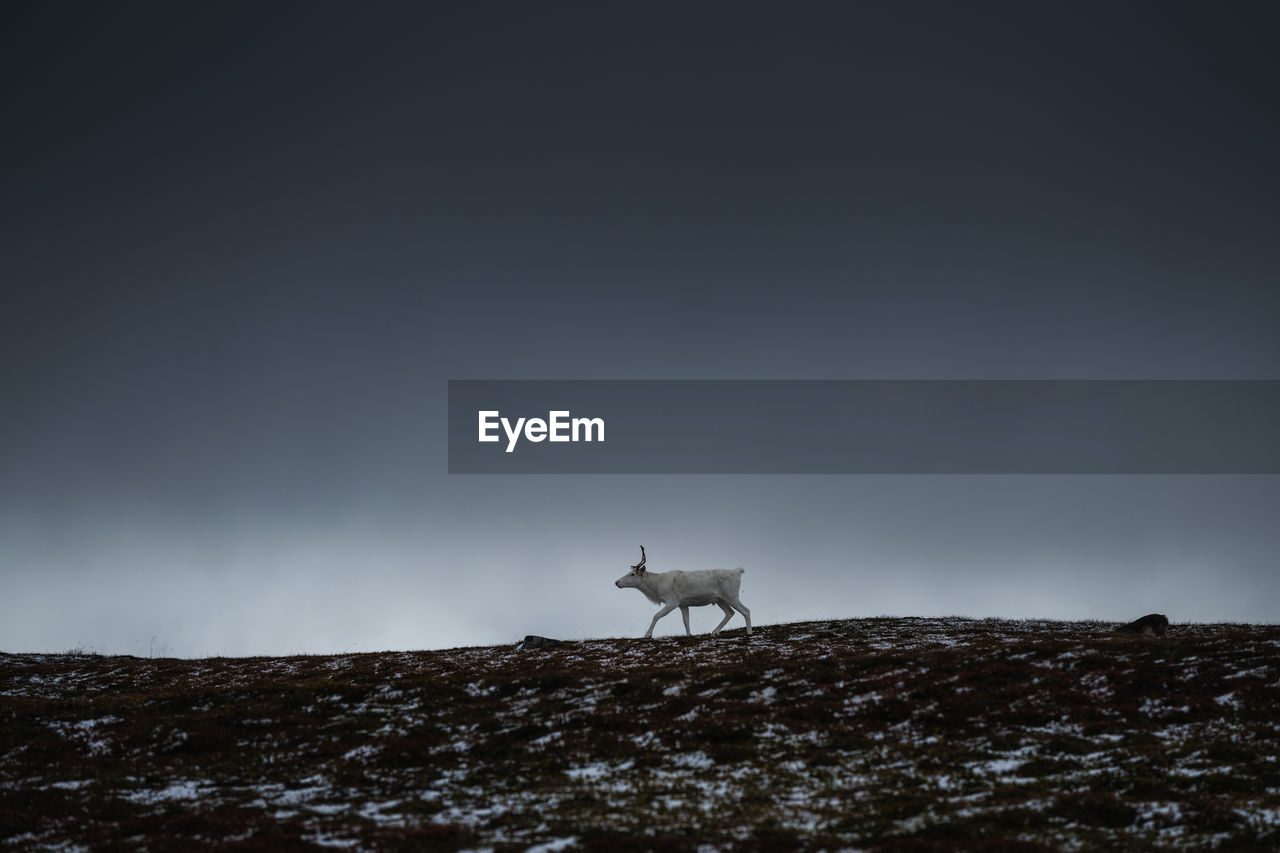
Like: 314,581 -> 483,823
3,3 -> 1278,654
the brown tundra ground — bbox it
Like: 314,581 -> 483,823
3,617 -> 1279,851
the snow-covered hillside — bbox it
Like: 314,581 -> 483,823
3,617 -> 1278,850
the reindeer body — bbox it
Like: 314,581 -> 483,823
615,546 -> 751,638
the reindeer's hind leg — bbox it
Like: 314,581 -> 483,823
680,605 -> 692,636
727,596 -> 751,636
711,601 -> 735,635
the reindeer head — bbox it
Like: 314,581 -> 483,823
614,545 -> 647,588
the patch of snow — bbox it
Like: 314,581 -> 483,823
531,730 -> 563,747
70,716 -> 118,732
1080,672 -> 1111,698
976,757 -> 1023,775
309,803 -> 349,815
1243,806 -> 1280,828
527,838 -> 578,853
273,776 -> 331,806
930,774 -> 959,791
305,828 -> 360,848
631,731 -> 658,749
358,800 -> 405,826
48,716 -> 119,757
1171,765 -> 1215,778
969,746 -> 1037,779
1140,699 -> 1192,716
123,779 -> 207,804
566,761 -> 632,782
433,801 -> 510,829
671,751 -> 715,770
1135,800 -> 1183,827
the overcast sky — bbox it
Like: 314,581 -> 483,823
3,2 -> 1278,656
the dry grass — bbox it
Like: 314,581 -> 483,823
3,616 -> 1279,850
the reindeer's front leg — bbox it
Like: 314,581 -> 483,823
645,602 -> 678,638
680,605 -> 691,636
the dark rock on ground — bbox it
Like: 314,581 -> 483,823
1116,613 -> 1169,636
518,635 -> 563,649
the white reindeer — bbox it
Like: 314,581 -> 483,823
614,546 -> 751,639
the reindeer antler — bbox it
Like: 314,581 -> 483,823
631,545 -> 646,571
